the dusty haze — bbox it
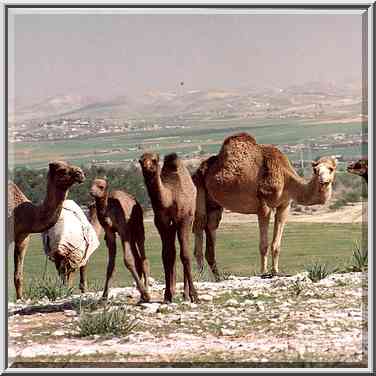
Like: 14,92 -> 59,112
8,11 -> 364,107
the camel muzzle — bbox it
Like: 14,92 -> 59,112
73,170 -> 85,183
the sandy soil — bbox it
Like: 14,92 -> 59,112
144,202 -> 367,224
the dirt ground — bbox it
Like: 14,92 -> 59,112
144,202 -> 367,224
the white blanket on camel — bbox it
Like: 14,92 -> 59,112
42,200 -> 100,268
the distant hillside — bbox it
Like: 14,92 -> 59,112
9,80 -> 363,125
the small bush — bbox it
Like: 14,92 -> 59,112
289,278 -> 306,296
87,279 -> 104,293
349,243 -> 368,272
305,262 -> 335,283
78,305 -> 137,337
329,198 -> 347,210
24,275 -> 74,302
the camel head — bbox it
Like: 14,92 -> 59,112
311,156 -> 337,188
347,159 -> 368,178
90,178 -> 109,199
163,153 -> 181,172
48,161 -> 85,190
139,152 -> 160,177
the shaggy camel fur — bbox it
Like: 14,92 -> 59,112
139,152 -> 199,303
193,133 -> 337,277
347,159 -> 368,183
89,178 -> 150,301
8,161 -> 85,299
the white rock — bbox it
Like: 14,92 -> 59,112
241,299 -> 254,306
200,294 -> 213,302
51,330 -> 66,336
140,302 -> 161,314
225,298 -> 239,307
220,328 -> 235,336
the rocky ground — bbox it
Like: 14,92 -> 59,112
8,272 -> 368,368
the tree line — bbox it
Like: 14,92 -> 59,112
9,164 -> 151,209
9,162 -> 366,212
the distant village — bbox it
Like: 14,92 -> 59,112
9,117 -> 190,143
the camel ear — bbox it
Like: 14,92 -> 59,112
331,157 -> 338,167
311,160 -> 318,168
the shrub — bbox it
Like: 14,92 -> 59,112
289,278 -> 306,296
305,262 -> 336,283
349,242 -> 368,272
24,275 -> 74,302
77,305 -> 137,337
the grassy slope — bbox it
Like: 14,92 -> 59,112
11,120 -> 366,168
8,221 -> 365,299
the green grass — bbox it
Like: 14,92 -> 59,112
305,262 -> 336,283
77,304 -> 137,337
11,118 -> 366,168
7,222 -> 364,299
23,275 -> 74,302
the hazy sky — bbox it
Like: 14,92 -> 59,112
9,11 -> 364,106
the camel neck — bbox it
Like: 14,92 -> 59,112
287,172 -> 332,206
88,205 -> 103,237
94,194 -> 109,223
33,176 -> 68,233
145,169 -> 172,209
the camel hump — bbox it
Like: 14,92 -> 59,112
219,132 -> 257,158
8,181 -> 30,215
222,132 -> 256,148
193,155 -> 218,183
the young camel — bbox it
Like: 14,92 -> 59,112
8,161 -> 85,300
89,178 -> 150,302
347,159 -> 368,183
139,152 -> 199,303
193,133 -> 337,278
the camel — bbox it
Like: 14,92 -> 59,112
89,178 -> 150,302
8,161 -> 85,300
193,132 -> 337,277
347,159 -> 368,183
139,152 -> 199,303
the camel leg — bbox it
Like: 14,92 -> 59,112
257,205 -> 272,275
14,234 -> 30,300
177,221 -> 199,303
130,240 -> 144,279
205,207 -> 223,281
271,203 -> 290,275
79,265 -> 87,293
122,238 -> 150,302
102,232 -> 117,300
156,220 -> 176,303
193,231 -> 204,273
135,235 -> 150,289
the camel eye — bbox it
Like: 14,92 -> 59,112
329,167 -> 334,173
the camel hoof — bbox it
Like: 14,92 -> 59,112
260,273 -> 274,279
140,292 -> 151,303
214,274 -> 223,282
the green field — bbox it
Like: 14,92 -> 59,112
11,119 -> 366,168
8,221 -> 366,300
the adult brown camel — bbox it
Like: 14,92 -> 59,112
347,159 -> 368,183
89,178 -> 150,302
139,152 -> 199,303
193,132 -> 337,278
8,161 -> 85,300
